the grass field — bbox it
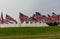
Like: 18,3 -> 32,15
0,26 -> 60,39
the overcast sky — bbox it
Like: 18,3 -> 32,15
0,0 -> 60,20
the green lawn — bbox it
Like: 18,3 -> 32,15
0,26 -> 59,39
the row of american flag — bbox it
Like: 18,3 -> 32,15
0,12 -> 60,25
0,12 -> 17,24
20,12 -> 60,24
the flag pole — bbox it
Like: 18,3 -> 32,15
20,20 -> 21,27
19,12 -> 21,27
19,18 -> 21,27
1,12 -> 4,24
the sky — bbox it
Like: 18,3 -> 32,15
0,0 -> 60,20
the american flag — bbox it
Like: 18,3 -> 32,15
5,14 -> 17,24
19,12 -> 29,24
